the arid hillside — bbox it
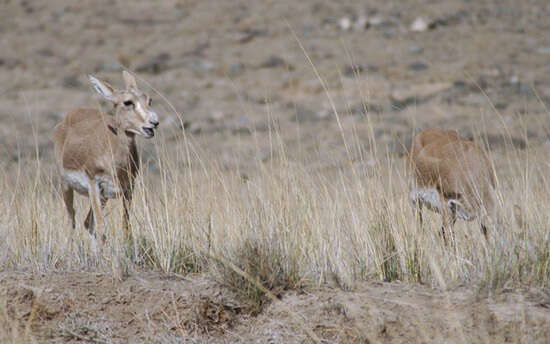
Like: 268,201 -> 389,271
1,0 -> 550,343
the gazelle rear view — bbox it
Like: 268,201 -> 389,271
408,128 -> 497,243
54,71 -> 159,238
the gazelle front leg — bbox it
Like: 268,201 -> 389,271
122,187 -> 134,240
441,202 -> 457,246
87,176 -> 106,240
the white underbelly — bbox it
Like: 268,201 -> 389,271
410,187 -> 475,221
410,187 -> 442,213
63,170 -> 120,199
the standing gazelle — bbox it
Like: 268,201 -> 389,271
408,128 -> 497,243
54,71 -> 159,239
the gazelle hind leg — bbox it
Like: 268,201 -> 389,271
62,184 -> 76,229
84,198 -> 107,235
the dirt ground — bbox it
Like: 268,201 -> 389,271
2,0 -> 550,342
2,0 -> 550,168
1,272 -> 549,343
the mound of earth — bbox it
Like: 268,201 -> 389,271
1,272 -> 549,343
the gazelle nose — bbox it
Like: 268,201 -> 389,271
150,120 -> 159,128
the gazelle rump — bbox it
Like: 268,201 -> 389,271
408,128 -> 497,243
54,71 -> 159,238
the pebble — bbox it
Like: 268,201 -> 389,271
342,64 -> 377,77
235,29 -> 267,44
96,62 -> 124,72
535,47 -> 550,55
229,62 -> 245,76
354,16 -> 369,31
135,52 -> 171,74
408,45 -> 423,54
368,16 -> 385,27
339,17 -> 352,31
408,62 -> 428,71
390,82 -> 452,109
410,17 -> 429,32
62,75 -> 81,88
231,116 -> 251,134
508,75 -> 519,84
260,55 -> 287,69
290,105 -> 318,123
209,111 -> 225,122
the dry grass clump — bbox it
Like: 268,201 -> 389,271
1,75 -> 549,319
2,129 -> 548,298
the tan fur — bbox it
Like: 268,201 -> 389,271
408,128 -> 496,243
54,71 -> 159,238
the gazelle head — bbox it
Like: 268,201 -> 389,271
88,71 -> 159,138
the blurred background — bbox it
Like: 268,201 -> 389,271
1,0 -> 549,172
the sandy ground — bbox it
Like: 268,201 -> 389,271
1,272 -> 549,343
2,0 -> 550,342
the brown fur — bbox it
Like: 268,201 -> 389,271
54,72 -> 158,238
408,128 -> 496,243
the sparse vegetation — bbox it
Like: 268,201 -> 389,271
2,0 -> 550,342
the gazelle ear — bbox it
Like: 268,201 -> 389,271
122,71 -> 137,90
88,75 -> 116,102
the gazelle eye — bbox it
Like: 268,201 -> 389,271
123,100 -> 134,107
148,98 -> 152,106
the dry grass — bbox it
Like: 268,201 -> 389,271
1,63 -> 549,343
1,104 -> 548,293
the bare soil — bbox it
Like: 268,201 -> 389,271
2,272 -> 549,343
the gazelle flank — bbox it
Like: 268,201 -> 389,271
54,71 -> 159,238
408,128 -> 497,244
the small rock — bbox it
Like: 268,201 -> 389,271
229,62 -> 245,76
485,134 -> 527,150
291,105 -> 318,123
36,48 -> 54,57
408,62 -> 428,71
408,45 -> 423,54
354,16 -> 369,31
457,93 -> 490,107
188,121 -> 203,134
185,59 -> 215,73
390,82 -> 452,109
388,135 -> 412,156
517,83 -> 534,96
235,29 -> 268,44
317,108 -> 332,119
303,20 -> 316,37
453,80 -> 469,89
368,16 -> 385,27
339,17 -> 352,31
536,47 -> 550,55
342,64 -> 377,77
508,75 -> 519,84
135,52 -> 171,74
410,17 -> 429,32
495,103 -> 508,110
350,102 -> 384,115
383,29 -> 396,38
231,116 -> 251,134
260,55 -> 287,69
209,111 -> 225,122
62,75 -> 81,88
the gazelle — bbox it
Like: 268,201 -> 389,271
408,128 -> 497,243
54,71 -> 159,239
